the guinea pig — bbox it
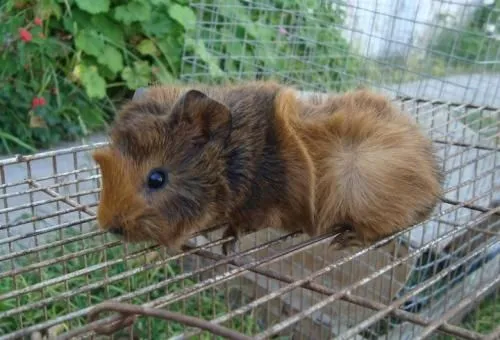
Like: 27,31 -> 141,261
92,80 -> 443,254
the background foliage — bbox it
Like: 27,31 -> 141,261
181,0 -> 361,92
432,0 -> 500,69
0,0 -> 193,153
1,0 -> 498,154
0,0 -> 355,154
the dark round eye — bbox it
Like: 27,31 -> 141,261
147,169 -> 168,190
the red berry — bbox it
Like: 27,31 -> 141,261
19,28 -> 32,42
31,97 -> 46,109
34,17 -> 43,26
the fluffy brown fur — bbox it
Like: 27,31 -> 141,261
92,81 -> 443,254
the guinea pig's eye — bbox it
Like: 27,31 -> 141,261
147,169 -> 168,190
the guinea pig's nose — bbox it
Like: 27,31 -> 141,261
108,227 -> 124,235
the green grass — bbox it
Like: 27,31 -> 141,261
0,229 -> 261,338
462,293 -> 500,334
1,228 -> 497,339
435,292 -> 499,339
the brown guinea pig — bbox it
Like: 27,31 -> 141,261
92,80 -> 443,254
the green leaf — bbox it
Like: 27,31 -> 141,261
137,39 -> 158,56
75,29 -> 105,57
91,14 -> 125,47
121,61 -> 151,90
114,2 -> 151,25
168,4 -> 197,31
225,41 -> 245,56
141,11 -> 179,37
153,64 -> 175,84
37,0 -> 62,20
185,38 -> 224,78
254,21 -> 275,42
157,36 -> 182,60
0,131 -> 37,153
96,63 -> 117,80
75,0 -> 110,14
156,36 -> 183,75
63,8 -> 90,34
80,64 -> 107,99
151,0 -> 171,5
97,45 -> 124,75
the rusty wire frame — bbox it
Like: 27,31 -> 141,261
2,0 -> 499,338
0,96 -> 498,340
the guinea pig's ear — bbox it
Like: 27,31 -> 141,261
170,89 -> 231,143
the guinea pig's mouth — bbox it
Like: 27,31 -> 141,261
101,215 -> 189,250
108,227 -> 125,236
103,216 -> 166,244
106,226 -> 144,244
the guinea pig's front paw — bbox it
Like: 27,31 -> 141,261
222,239 -> 240,256
222,227 -> 240,256
328,224 -> 364,250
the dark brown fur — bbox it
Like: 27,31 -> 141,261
92,81 -> 443,253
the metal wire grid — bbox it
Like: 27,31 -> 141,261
0,1 -> 499,338
180,0 -> 500,107
176,1 -> 500,335
0,96 -> 498,339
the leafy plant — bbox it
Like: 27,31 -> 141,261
1,0 -> 359,154
0,0 -> 199,154
182,0 -> 361,92
0,1 -> 106,153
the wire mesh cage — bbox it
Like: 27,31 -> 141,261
1,0 -> 499,339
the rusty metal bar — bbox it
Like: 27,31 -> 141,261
56,301 -> 254,340
330,240 -> 498,340
442,197 -> 500,216
0,231 -> 306,339
0,205 -> 96,233
433,139 -> 500,152
440,148 -> 498,179
0,229 -> 104,262
424,103 -> 478,132
2,194 -> 496,338
0,240 -> 122,280
0,166 -> 98,191
0,175 -> 100,201
27,179 -> 97,217
178,244 -> 489,340
250,208 -> 499,339
52,235 -> 487,340
0,195 -> 92,215
396,95 -> 500,111
179,207 -> 499,339
0,142 -> 108,167
0,216 -> 96,246
441,168 -> 499,198
1,197 -> 496,340
2,230 -> 299,316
